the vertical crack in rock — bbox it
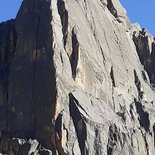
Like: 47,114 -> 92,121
140,129 -> 149,155
55,113 -> 67,155
84,0 -> 87,10
110,66 -> 115,109
94,128 -> 102,155
0,20 -> 17,132
144,136 -> 149,155
142,70 -> 148,82
107,124 -> 126,155
69,93 -> 88,155
153,124 -> 155,147
113,29 -> 128,71
70,27 -> 79,80
107,0 -> 118,18
134,99 -> 150,132
60,51 -> 64,64
57,0 -> 68,49
100,45 -> 106,65
134,70 -> 143,100
150,38 -> 155,84
55,113 -> 63,142
110,66 -> 115,87
129,104 -> 135,121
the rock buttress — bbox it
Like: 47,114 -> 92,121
0,0 -> 155,155
1,0 -> 57,151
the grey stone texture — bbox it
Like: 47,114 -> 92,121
0,0 -> 155,154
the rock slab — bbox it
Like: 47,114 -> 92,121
0,0 -> 155,154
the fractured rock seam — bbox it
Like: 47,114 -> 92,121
70,27 -> 79,80
57,0 -> 69,49
107,0 -> 118,18
69,93 -> 88,155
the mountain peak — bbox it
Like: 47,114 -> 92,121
0,0 -> 155,154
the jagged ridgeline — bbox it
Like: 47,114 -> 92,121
0,0 -> 155,154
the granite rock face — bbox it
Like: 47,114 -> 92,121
0,0 -> 155,154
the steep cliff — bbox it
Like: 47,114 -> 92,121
0,0 -> 155,154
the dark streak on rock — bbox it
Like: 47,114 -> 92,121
69,93 -> 88,155
134,70 -> 143,99
134,99 -> 150,132
57,0 -> 68,49
110,66 -> 116,87
107,0 -> 118,18
70,27 -> 79,80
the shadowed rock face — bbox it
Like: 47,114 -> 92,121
133,28 -> 155,85
0,0 -> 57,152
0,0 -> 155,154
0,19 -> 17,133
8,0 -> 57,149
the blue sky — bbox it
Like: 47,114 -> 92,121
120,0 -> 155,36
0,0 -> 23,22
0,0 -> 154,36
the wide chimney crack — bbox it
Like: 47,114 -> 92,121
107,0 -> 118,18
70,27 -> 79,80
57,0 -> 69,49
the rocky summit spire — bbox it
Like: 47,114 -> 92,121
0,0 -> 155,154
